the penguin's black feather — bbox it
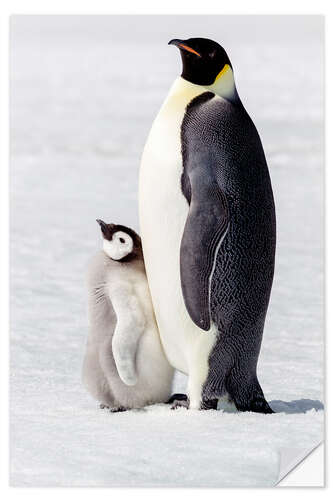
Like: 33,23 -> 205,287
180,92 -> 276,412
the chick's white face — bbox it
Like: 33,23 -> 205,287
103,231 -> 133,261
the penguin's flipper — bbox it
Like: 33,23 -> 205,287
108,285 -> 145,386
180,166 -> 229,331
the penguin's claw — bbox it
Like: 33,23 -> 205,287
109,406 -> 128,413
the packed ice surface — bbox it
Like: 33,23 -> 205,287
10,16 -> 324,487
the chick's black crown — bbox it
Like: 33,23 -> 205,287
168,37 -> 232,86
96,219 -> 140,245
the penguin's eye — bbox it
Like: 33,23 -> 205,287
209,50 -> 216,58
119,237 -> 125,244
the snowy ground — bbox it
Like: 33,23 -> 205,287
10,16 -> 324,487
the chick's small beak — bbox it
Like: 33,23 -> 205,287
96,219 -> 107,231
168,39 -> 201,57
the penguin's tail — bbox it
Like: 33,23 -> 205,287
226,372 -> 275,414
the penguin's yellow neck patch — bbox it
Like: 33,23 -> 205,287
206,64 -> 236,102
214,64 -> 230,82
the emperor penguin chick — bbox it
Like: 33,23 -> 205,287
82,220 -> 174,411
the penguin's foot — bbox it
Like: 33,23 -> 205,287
109,406 -> 128,413
171,397 -> 190,410
166,393 -> 188,404
235,399 -> 275,414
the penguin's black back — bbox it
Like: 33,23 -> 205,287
180,92 -> 276,407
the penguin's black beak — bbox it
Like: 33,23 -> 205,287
168,39 -> 201,57
96,219 -> 106,228
96,219 -> 108,236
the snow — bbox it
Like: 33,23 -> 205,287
10,15 -> 324,487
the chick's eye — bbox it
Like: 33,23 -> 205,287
119,237 -> 125,244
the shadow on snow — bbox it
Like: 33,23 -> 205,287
269,399 -> 324,414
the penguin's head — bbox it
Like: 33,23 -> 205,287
96,220 -> 142,262
168,37 -> 236,100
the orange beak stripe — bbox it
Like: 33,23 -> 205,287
178,43 -> 201,57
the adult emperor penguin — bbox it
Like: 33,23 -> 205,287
139,38 -> 276,412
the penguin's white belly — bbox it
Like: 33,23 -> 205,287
139,78 -> 216,375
